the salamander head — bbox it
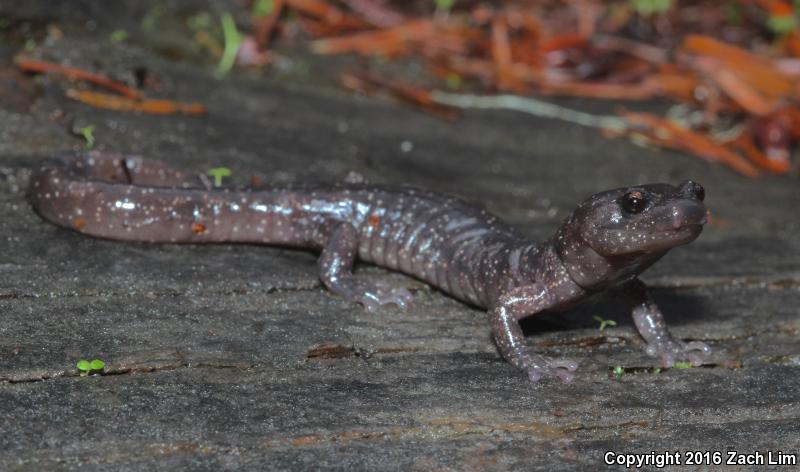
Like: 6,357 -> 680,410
554,180 -> 706,288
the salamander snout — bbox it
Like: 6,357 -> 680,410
678,180 -> 705,202
671,200 -> 707,229
672,180 -> 707,230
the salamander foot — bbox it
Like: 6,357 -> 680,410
318,223 -> 413,311
331,280 -> 414,312
645,339 -> 711,367
510,347 -> 578,383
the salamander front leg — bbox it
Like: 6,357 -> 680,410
623,278 -> 711,367
489,284 -> 578,383
318,223 -> 413,311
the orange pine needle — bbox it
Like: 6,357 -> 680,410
286,0 -> 364,28
311,20 -> 434,56
287,0 -> 343,22
254,0 -> 286,48
681,35 -> 794,101
15,57 -> 142,99
620,111 -> 760,177
338,72 -> 459,120
537,33 -> 587,53
785,31 -> 800,57
728,131 -> 791,174
65,89 -> 206,116
491,15 -> 516,91
644,68 -> 702,104
703,64 -> 775,116
539,81 -> 652,100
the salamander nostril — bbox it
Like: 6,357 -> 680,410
679,180 -> 705,202
690,182 -> 704,201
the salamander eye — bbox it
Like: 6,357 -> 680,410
621,191 -> 647,214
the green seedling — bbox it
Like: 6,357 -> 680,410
217,12 -> 241,76
187,12 -> 213,31
767,14 -> 796,35
207,167 -> 232,187
110,30 -> 128,42
445,73 -> 462,90
592,315 -> 617,331
652,367 -> 662,374
435,0 -> 455,12
79,125 -> 96,149
672,361 -> 692,369
613,365 -> 625,377
77,358 -> 105,375
629,0 -> 672,15
252,0 -> 275,17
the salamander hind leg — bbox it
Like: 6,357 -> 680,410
318,223 -> 413,312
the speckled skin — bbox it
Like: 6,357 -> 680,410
30,151 -> 711,382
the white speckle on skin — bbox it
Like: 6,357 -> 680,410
114,199 -> 136,211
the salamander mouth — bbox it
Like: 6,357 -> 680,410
670,224 -> 704,240
631,201 -> 706,251
654,201 -> 708,232
673,212 -> 707,229
657,217 -> 705,248
670,219 -> 705,240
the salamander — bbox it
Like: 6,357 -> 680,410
29,151 -> 711,382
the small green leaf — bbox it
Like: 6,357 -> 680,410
652,0 -> 672,13
207,167 -> 232,187
90,359 -> 105,371
77,359 -> 91,372
629,0 -> 672,15
252,0 -> 275,17
445,73 -> 462,90
767,15 -> 796,35
672,361 -> 692,369
652,367 -> 662,374
79,125 -> 95,149
630,0 -> 651,15
216,12 -> 241,76
613,365 -> 625,377
592,315 -> 617,331
110,30 -> 129,42
435,0 -> 455,12
187,12 -> 213,31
